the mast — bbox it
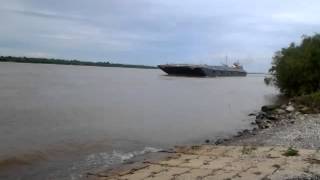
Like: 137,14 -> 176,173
225,56 -> 228,66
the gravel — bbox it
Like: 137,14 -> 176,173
227,114 -> 320,149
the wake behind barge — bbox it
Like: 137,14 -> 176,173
158,63 -> 247,77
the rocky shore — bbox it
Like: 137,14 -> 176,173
219,102 -> 320,149
87,102 -> 320,180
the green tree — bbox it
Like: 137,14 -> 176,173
268,34 -> 320,96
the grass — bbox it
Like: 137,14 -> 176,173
283,147 -> 299,157
294,91 -> 320,111
241,145 -> 257,155
191,145 -> 201,150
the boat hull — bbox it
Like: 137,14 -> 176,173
158,65 -> 247,77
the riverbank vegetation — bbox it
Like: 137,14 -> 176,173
293,92 -> 320,110
267,34 -> 320,97
266,34 -> 320,109
0,56 -> 157,69
283,147 -> 299,157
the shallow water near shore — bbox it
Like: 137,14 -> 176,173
0,62 -> 277,179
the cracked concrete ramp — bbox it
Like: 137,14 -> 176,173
88,145 -> 320,180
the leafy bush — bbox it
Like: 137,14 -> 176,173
283,147 -> 299,157
268,34 -> 320,96
294,91 -> 320,110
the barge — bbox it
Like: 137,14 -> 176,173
158,63 -> 247,77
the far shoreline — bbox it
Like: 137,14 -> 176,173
0,56 -> 158,70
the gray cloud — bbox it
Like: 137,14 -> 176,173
1,0 -> 320,72
3,8 -> 83,22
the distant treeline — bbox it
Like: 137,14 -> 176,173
0,56 -> 158,69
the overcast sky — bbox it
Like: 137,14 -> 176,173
1,0 -> 320,72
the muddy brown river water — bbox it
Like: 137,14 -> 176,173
0,62 -> 277,179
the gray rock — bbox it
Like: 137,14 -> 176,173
286,105 -> 295,112
294,112 -> 301,117
299,115 -> 306,121
255,118 -> 263,124
256,112 -> 267,120
266,114 -> 278,121
300,106 -> 312,114
214,139 -> 225,145
261,105 -> 280,112
276,109 -> 286,114
255,118 -> 271,129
